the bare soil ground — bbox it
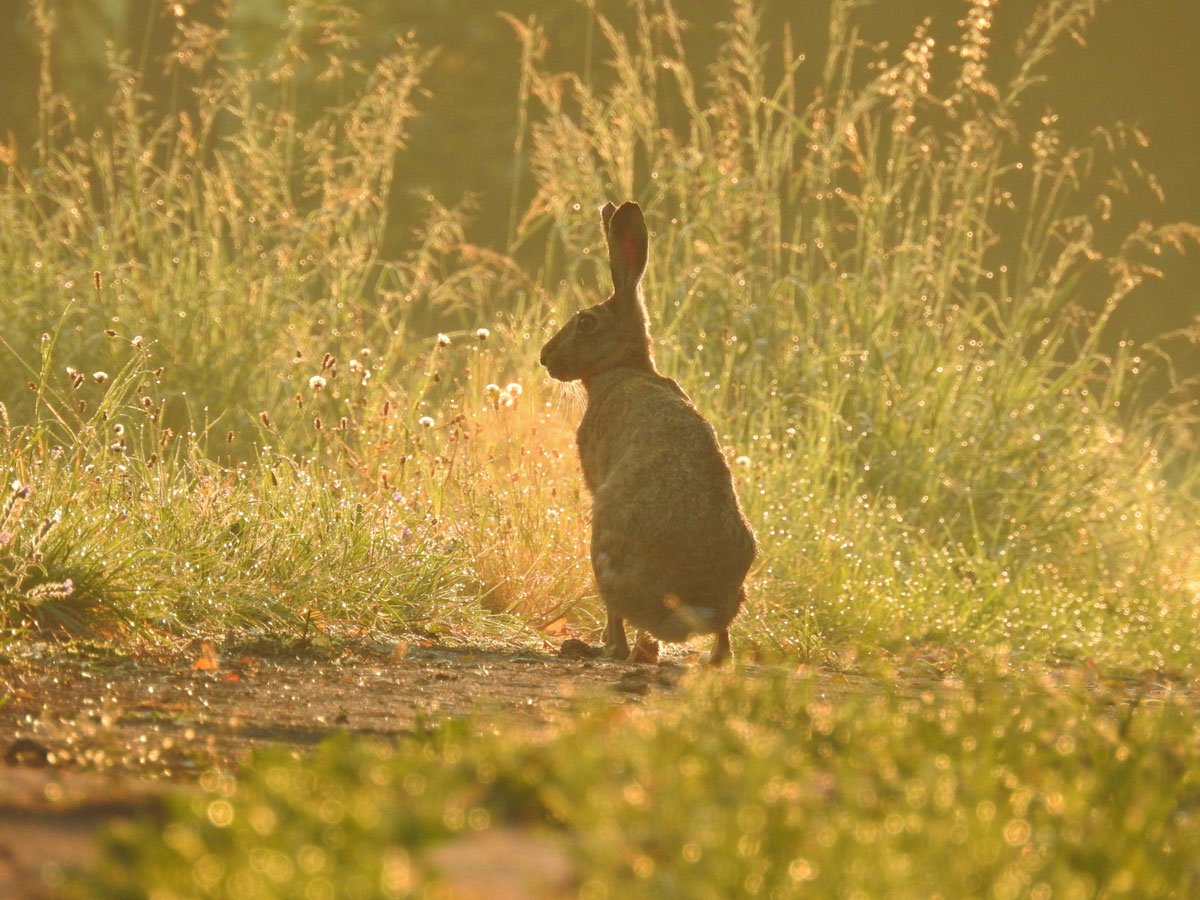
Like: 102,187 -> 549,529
0,638 -> 687,898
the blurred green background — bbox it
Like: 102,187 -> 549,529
2,0 -> 1196,364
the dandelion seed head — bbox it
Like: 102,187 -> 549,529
505,382 -> 523,397
418,416 -> 435,428
475,327 -> 490,341
92,371 -> 108,384
436,333 -> 451,348
309,375 -> 327,391
735,455 -> 752,467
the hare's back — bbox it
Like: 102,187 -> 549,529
582,375 -> 754,576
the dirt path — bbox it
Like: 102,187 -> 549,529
0,639 -> 689,896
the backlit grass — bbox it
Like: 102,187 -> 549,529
2,0 -> 1199,669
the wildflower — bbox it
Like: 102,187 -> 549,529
131,335 -> 145,348
92,371 -> 109,384
418,416 -> 435,428
113,423 -> 125,437
498,391 -> 514,408
475,327 -> 490,341
348,358 -> 363,373
436,333 -> 451,348
321,353 -> 336,371
505,382 -> 523,397
485,383 -> 501,395
309,375 -> 327,391
734,455 -> 752,467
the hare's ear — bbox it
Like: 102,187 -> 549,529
606,201 -> 648,295
600,201 -> 618,235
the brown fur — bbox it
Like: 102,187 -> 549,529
539,201 -> 757,665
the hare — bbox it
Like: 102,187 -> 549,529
539,200 -> 757,665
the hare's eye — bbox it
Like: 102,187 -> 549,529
576,314 -> 598,334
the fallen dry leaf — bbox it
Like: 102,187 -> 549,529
191,642 -> 220,671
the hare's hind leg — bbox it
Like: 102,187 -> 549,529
630,631 -> 660,664
707,628 -> 733,667
602,612 -> 630,660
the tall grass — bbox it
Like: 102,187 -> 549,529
2,0 -> 1198,668
507,0 -> 1200,666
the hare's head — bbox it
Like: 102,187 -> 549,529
540,201 -> 655,383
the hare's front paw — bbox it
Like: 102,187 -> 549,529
602,613 -> 630,660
